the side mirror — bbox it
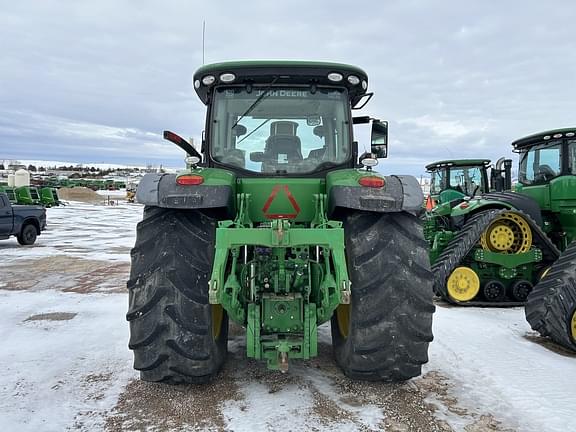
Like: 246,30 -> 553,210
250,151 -> 264,162
370,120 -> 388,158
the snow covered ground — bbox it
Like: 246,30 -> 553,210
0,202 -> 574,431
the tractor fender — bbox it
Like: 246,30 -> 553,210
478,192 -> 543,226
136,173 -> 234,215
328,175 -> 424,216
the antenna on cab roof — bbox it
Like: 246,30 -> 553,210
202,20 -> 206,65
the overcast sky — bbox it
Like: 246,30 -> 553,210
1,0 -> 575,176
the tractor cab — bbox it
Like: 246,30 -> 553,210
426,159 -> 491,205
515,128 -> 576,185
513,127 -> 576,245
192,61 -> 387,176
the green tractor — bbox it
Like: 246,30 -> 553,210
426,133 -> 570,306
127,61 -> 435,383
425,158 -> 512,207
515,129 -> 576,352
427,127 -> 576,349
425,135 -> 559,306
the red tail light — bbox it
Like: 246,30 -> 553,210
358,176 -> 385,188
176,175 -> 204,185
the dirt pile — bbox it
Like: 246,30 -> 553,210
57,187 -> 104,203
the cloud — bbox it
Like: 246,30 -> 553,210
398,115 -> 492,139
0,1 -> 575,174
0,109 -> 183,164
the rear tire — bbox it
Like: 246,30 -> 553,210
17,224 -> 37,245
332,211 -> 435,381
525,241 -> 576,352
127,207 -> 228,383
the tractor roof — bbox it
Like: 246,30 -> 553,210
193,60 -> 369,105
512,127 -> 576,150
425,159 -> 491,171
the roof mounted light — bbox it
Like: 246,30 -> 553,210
347,75 -> 360,85
202,75 -> 216,86
194,79 -> 200,89
327,72 -> 343,82
543,135 -> 551,140
361,80 -> 367,90
553,133 -> 563,138
566,132 -> 575,137
219,73 -> 236,83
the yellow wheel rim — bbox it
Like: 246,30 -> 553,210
480,212 -> 532,254
447,266 -> 480,302
211,305 -> 224,340
571,309 -> 576,342
336,304 -> 351,338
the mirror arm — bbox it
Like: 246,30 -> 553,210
163,130 -> 202,160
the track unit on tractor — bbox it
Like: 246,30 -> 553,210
127,61 -> 435,383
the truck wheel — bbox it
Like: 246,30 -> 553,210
17,224 -> 37,245
127,206 -> 228,383
525,241 -> 576,352
332,211 -> 435,381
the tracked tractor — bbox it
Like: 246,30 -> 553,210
127,61 -> 435,383
425,158 -> 545,306
426,138 -> 562,306
513,129 -> 576,352
427,128 -> 576,348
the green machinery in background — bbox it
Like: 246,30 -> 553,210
127,61 -> 435,383
0,185 -> 61,207
425,128 -> 576,351
42,178 -> 126,190
425,158 -> 512,206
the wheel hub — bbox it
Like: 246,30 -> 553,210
511,280 -> 532,302
489,225 -> 515,251
483,280 -> 506,301
447,267 -> 480,302
481,212 -> 532,254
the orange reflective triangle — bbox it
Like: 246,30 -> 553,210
262,185 -> 301,219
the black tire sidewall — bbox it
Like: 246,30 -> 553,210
127,207 -> 228,383
18,224 -> 37,245
332,211 -> 434,381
